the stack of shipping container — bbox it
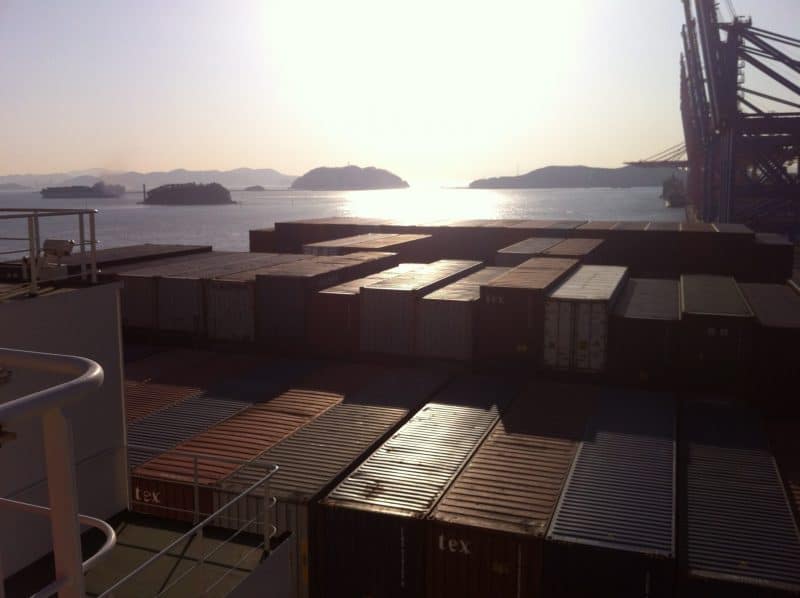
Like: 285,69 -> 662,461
316,375 -> 518,598
415,267 -> 509,361
211,366 -> 451,598
426,383 -> 595,598
360,259 -> 483,355
546,391 -> 676,597
307,263 -> 425,354
494,237 -> 564,267
302,232 -> 433,261
681,400 -> 800,596
478,257 -> 579,364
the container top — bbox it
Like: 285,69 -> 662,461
322,375 -> 517,517
132,362 -> 379,484
509,220 -> 556,229
542,238 -> 604,258
430,383 -> 596,537
162,253 -> 309,280
613,278 -> 680,320
497,237 -> 564,256
683,401 -> 800,591
362,259 -> 482,293
614,221 -> 650,231
680,275 -> 752,317
61,243 -> 211,267
118,251 -> 240,278
549,265 -> 628,302
303,233 -> 395,249
345,233 -> 431,249
712,222 -> 753,235
484,257 -> 578,292
738,283 -> 800,328
253,252 -> 396,280
422,267 -> 509,302
647,221 -> 681,232
577,221 -> 619,231
755,232 -> 793,246
680,222 -> 715,233
319,263 -> 426,295
548,390 -> 675,557
219,367 -> 450,502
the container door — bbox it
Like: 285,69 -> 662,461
588,303 -> 608,372
574,302 -> 591,371
543,300 -> 559,367
556,302 -> 573,370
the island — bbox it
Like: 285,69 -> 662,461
243,185 -> 266,192
143,182 -> 233,205
291,165 -> 409,191
469,165 -> 681,189
41,181 -> 125,198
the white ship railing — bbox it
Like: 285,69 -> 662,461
0,347 -> 109,598
0,208 -> 99,296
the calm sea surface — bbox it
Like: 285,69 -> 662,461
0,187 -> 682,253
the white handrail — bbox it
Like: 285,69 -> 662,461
0,348 -> 104,424
0,347 -> 105,598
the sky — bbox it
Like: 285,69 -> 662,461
0,0 -> 796,185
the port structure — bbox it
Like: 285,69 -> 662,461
633,1 -> 800,227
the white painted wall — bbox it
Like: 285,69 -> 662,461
0,283 -> 127,576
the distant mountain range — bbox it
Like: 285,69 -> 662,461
469,165 -> 681,189
0,168 -> 296,191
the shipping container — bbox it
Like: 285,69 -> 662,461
543,265 -> 628,373
307,264 -> 425,354
302,233 -> 432,259
639,222 -> 682,277
678,275 -> 753,382
545,390 -> 675,598
681,401 -> 800,596
426,383 -> 595,598
119,251 -> 240,329
256,252 -> 399,347
126,358 -> 320,468
212,367 -> 450,598
360,259 -> 483,355
303,233 -> 395,255
274,217 -> 392,252
738,283 -> 800,405
477,257 -> 579,364
494,238 -> 564,267
157,253 -> 308,335
315,375 -> 517,598
131,362 -> 378,521
750,232 -> 795,283
711,223 -> 755,278
609,279 -> 680,381
542,238 -> 605,262
64,242 -> 212,271
415,267 -> 509,360
605,221 -> 650,268
575,221 -> 619,237
249,227 -> 276,253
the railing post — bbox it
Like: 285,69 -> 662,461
89,212 -> 98,283
27,216 -> 38,296
43,407 -> 85,598
262,470 -> 272,555
193,456 -> 200,524
78,214 -> 87,281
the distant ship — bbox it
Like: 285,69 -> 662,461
41,181 -> 125,198
661,175 -> 687,208
143,182 -> 233,205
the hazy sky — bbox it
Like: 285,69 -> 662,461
0,1 -> 796,184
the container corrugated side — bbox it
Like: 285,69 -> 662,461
212,367 -> 450,598
545,391 -> 675,598
543,265 -> 628,373
415,267 -> 509,360
360,260 -> 483,355
315,375 -> 517,598
682,401 -> 800,596
767,419 -> 800,526
426,383 -> 595,598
